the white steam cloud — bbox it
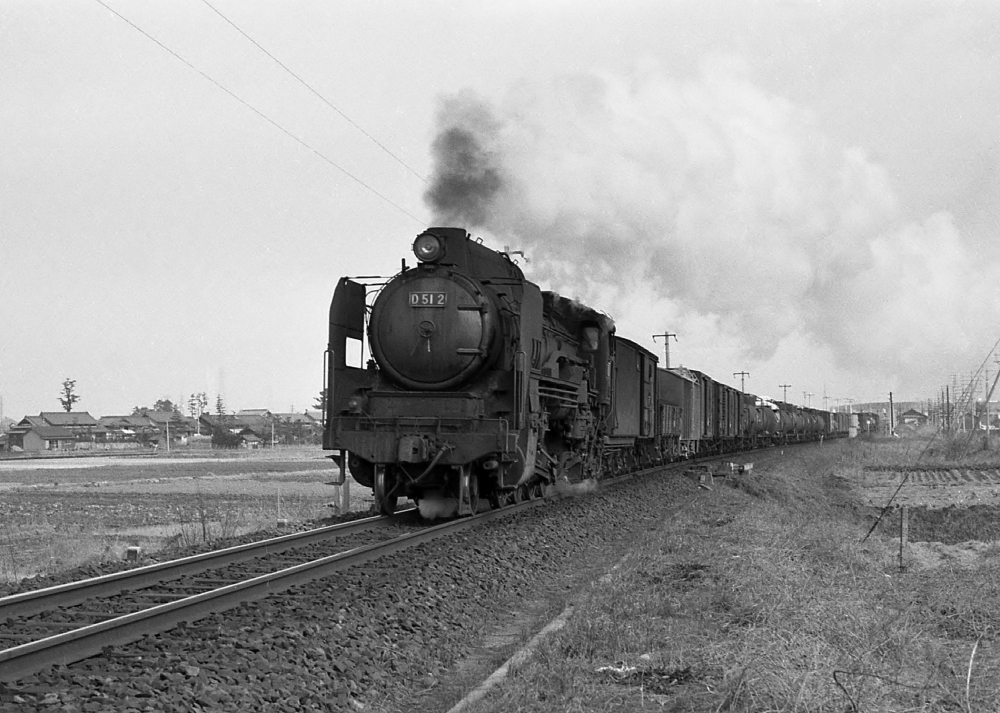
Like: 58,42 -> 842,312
425,60 -> 999,396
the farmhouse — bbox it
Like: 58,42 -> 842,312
6,425 -> 76,451
6,412 -> 106,452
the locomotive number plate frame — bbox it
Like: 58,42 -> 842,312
409,292 -> 447,307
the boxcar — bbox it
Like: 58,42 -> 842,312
608,336 -> 658,465
658,367 -> 700,457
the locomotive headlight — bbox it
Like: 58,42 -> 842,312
413,232 -> 443,262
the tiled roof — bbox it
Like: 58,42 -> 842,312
100,416 -> 154,428
145,411 -> 177,424
274,412 -> 318,424
200,414 -> 247,429
40,411 -> 100,426
12,416 -> 48,431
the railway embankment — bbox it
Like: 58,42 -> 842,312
430,436 -> 1000,713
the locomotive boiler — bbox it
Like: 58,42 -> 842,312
324,228 -> 615,515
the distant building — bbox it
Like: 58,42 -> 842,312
144,411 -> 194,447
7,412 -> 106,452
36,411 -> 105,440
235,409 -> 274,443
7,425 -> 76,452
99,415 -> 160,446
273,411 -> 322,445
899,409 -> 928,426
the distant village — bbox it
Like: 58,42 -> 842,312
0,407 -> 324,455
2,397 -> 995,456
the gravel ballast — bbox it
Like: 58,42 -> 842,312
0,470 -> 701,712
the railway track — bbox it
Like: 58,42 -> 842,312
860,467 -> 1000,486
0,451 -> 759,684
0,498 -> 548,683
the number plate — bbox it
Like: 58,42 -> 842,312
409,292 -> 447,307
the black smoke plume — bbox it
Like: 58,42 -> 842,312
424,93 -> 506,227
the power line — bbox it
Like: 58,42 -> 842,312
199,0 -> 427,185
92,0 -> 426,227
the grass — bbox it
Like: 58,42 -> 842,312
0,491 -> 334,583
458,437 -> 1000,712
0,452 -> 360,584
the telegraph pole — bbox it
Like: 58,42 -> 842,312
779,383 -> 791,402
803,391 -> 813,407
652,332 -> 677,368
733,371 -> 750,392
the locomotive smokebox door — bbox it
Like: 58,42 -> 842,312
369,269 -> 500,390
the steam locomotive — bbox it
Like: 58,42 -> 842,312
323,228 -> 852,515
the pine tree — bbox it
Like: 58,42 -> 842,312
59,378 -> 80,412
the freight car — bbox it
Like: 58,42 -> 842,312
324,228 -> 847,515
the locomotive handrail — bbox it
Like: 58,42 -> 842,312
322,347 -> 330,429
514,350 -> 527,430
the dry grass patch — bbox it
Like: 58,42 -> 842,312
463,442 -> 1000,712
0,488 -> 334,583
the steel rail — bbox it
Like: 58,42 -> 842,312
0,499 -> 545,683
0,509 -> 419,621
0,454 -> 756,683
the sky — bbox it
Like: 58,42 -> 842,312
2,0 -> 999,421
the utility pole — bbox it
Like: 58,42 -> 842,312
733,371 -> 750,392
946,385 -> 951,433
652,332 -> 677,369
779,384 -> 791,403
803,391 -> 813,407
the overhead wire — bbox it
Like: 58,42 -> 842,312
91,0 -> 427,227
199,0 -> 427,185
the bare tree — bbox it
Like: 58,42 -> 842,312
189,392 -> 209,435
59,378 -> 80,412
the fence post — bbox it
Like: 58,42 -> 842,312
899,505 -> 909,572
